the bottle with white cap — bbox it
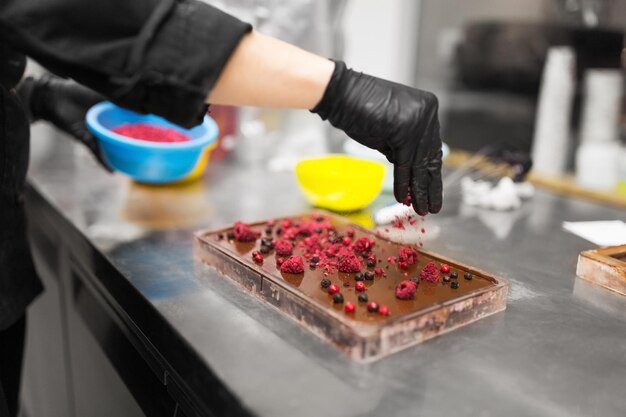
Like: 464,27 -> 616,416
575,69 -> 623,190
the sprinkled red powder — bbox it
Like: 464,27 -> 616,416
337,253 -> 362,273
391,216 -> 405,230
353,237 -> 375,254
112,123 -> 190,143
274,239 -> 293,257
395,280 -> 417,299
420,261 -> 440,283
233,221 -> 260,242
397,246 -> 419,270
280,255 -> 304,274
374,267 -> 385,277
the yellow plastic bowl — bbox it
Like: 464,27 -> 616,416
295,155 -> 385,212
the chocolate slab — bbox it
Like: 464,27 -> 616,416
194,213 -> 508,361
577,244 -> 626,296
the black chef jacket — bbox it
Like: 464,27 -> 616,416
0,0 -> 251,330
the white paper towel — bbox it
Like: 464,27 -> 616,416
562,221 -> 626,246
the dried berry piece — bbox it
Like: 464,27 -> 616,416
333,293 -> 344,304
233,221 -> 260,242
337,253 -> 362,273
280,255 -> 304,274
252,251 -> 264,263
354,237 -> 375,254
420,261 -> 440,283
378,305 -> 390,316
355,281 -> 366,292
328,283 -> 340,295
367,301 -> 379,312
274,239 -> 293,257
398,246 -> 419,269
395,280 -> 417,299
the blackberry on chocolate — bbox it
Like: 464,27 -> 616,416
311,256 -> 320,263
310,262 -> 317,269
450,272 -> 458,279
464,272 -> 473,280
217,233 -> 224,240
227,231 -> 235,240
364,271 -> 375,280
367,301 -> 379,312
451,281 -> 459,289
320,278 -> 331,288
410,277 -> 420,285
358,293 -> 368,302
367,259 -> 376,268
355,273 -> 364,281
361,251 -> 369,258
260,246 -> 270,254
333,293 -> 344,304
261,237 -> 274,248
276,227 -> 282,235
265,226 -> 273,235
443,275 -> 451,283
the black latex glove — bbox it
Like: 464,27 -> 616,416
312,61 -> 443,215
17,75 -> 113,172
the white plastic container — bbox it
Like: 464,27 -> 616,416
575,141 -> 620,190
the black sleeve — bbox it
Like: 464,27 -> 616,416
0,0 -> 251,127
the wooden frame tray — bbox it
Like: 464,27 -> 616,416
576,244 -> 626,296
194,214 -> 507,362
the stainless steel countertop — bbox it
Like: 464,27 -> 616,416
28,140 -> 626,417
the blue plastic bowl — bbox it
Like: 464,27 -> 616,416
86,101 -> 218,183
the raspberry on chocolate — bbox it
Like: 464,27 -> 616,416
395,280 -> 417,299
420,261 -> 440,283
280,255 -> 304,274
274,239 -> 293,257
398,246 -> 419,269
353,237 -> 375,254
358,293 -> 368,302
233,221 -> 260,242
337,253 -> 362,273
320,278 -> 331,288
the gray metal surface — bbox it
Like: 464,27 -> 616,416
28,141 -> 626,417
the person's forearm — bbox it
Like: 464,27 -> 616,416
207,31 -> 334,109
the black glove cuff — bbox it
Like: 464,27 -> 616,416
310,60 -> 348,120
16,74 -> 55,123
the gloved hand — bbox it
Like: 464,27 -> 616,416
312,61 -> 443,215
17,75 -> 113,172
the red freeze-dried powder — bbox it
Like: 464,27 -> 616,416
420,261 -> 440,283
112,123 -> 190,143
395,280 -> 417,299
353,237 -> 375,254
337,253 -> 362,273
274,239 -> 293,257
232,221 -> 260,242
280,255 -> 304,274
397,246 -> 419,270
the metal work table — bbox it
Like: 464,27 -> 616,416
24,139 -> 626,417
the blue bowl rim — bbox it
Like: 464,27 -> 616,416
86,101 -> 218,150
